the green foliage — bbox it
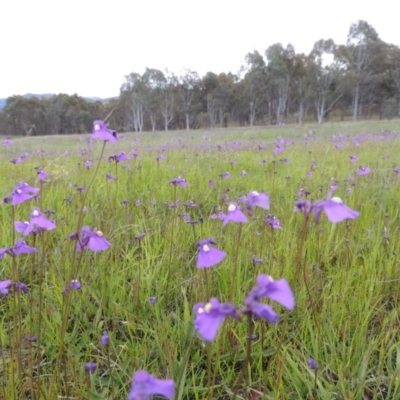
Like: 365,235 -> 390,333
0,120 -> 400,399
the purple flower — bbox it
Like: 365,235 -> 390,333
0,237 -> 38,259
128,370 -> 175,400
62,279 -> 81,296
84,363 -> 97,374
241,170 -> 247,176
315,197 -> 360,224
23,207 -> 56,236
208,179 -> 215,187
0,280 -> 12,296
350,155 -> 359,162
116,151 -> 129,162
193,298 -> 240,342
3,137 -> 12,146
243,274 -> 295,323
101,331 -> 109,346
223,203 -> 248,226
14,282 -> 28,293
85,160 -> 93,169
156,155 -> 165,162
274,145 -> 284,155
210,211 -> 226,220
196,239 -> 227,268
219,172 -> 231,179
106,173 -> 116,180
74,226 -> 111,252
37,170 -> 49,180
358,166 -> 370,176
92,120 -> 117,143
245,191 -> 270,211
147,296 -> 156,304
307,358 -> 319,371
11,181 -> 40,205
265,214 -> 283,230
169,176 -> 188,187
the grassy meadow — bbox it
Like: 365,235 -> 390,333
1,120 -> 400,399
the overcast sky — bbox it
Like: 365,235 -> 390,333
2,0 -> 399,99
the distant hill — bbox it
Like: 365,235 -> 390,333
0,93 -> 111,109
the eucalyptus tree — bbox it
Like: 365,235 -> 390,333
177,69 -> 200,130
308,39 -> 344,124
160,70 -> 177,132
345,20 -> 383,121
120,72 -> 145,132
142,68 -> 165,131
265,43 -> 295,124
201,72 -> 220,128
242,51 -> 267,126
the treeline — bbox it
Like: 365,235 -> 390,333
1,20 -> 400,136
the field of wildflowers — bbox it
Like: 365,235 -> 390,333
1,120 -> 400,399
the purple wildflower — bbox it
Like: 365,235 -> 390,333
23,207 -> 56,236
307,358 -> 319,371
84,363 -> 97,374
210,211 -> 226,220
245,191 -> 270,212
219,172 -> 231,179
193,298 -> 240,342
85,160 -> 93,169
128,370 -> 175,400
101,331 -> 109,346
0,237 -> 38,259
208,180 -> 215,187
148,296 -> 156,304
62,279 -> 81,296
11,181 -> 40,205
92,120 -> 117,143
350,155 -> 359,162
358,166 -> 370,176
3,137 -> 12,146
243,274 -> 295,323
24,335 -> 38,342
265,214 -> 283,230
223,203 -> 248,226
156,155 -> 165,162
315,197 -> 360,224
169,176 -> 188,187
0,280 -> 12,296
117,151 -> 129,162
196,239 -> 227,268
37,170 -> 49,180
274,145 -> 284,155
74,226 -> 111,252
14,282 -> 28,293
106,173 -> 116,180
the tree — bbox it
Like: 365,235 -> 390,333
120,72 -> 145,132
308,39 -> 344,124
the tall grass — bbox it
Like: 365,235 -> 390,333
0,120 -> 400,399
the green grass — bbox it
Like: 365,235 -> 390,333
1,119 -> 400,399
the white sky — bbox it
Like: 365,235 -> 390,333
1,0 -> 399,99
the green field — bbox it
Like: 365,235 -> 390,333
1,120 -> 400,399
